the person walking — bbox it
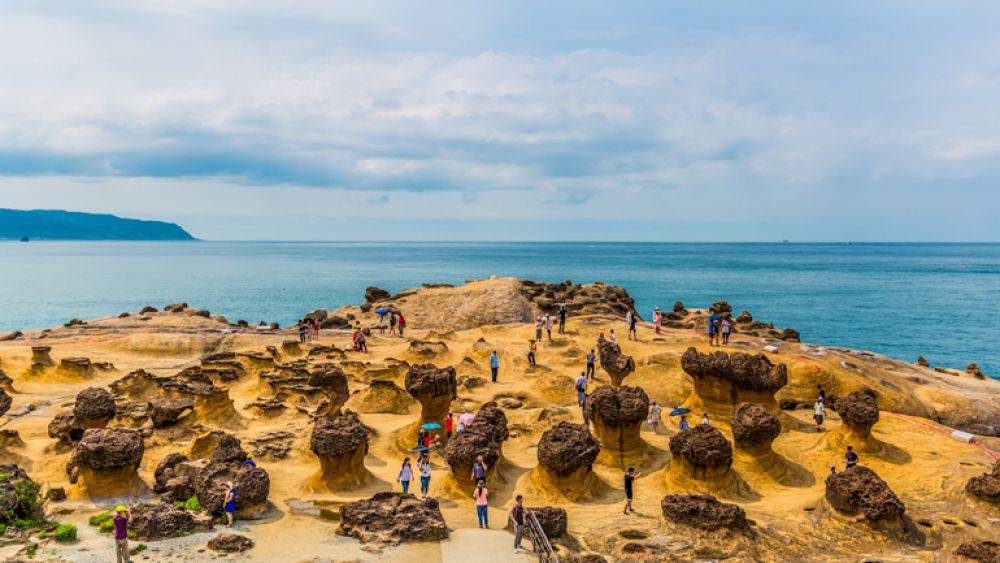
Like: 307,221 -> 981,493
623,467 -> 641,515
473,480 -> 489,528
721,316 -> 732,346
628,311 -> 638,340
223,481 -> 236,527
527,340 -> 537,366
471,455 -> 488,483
845,446 -> 858,468
298,321 -> 307,343
648,400 -> 662,429
445,413 -> 454,439
389,312 -> 398,335
707,311 -> 722,346
535,316 -> 543,342
490,351 -> 499,383
378,314 -> 386,335
418,456 -> 432,498
586,349 -> 596,379
112,505 -> 131,563
357,331 -> 367,353
397,312 -> 406,337
398,458 -> 413,494
558,303 -> 567,334
813,399 -> 825,432
817,385 -> 826,403
575,371 -> 588,407
653,307 -> 662,335
510,495 -> 525,554
545,313 -> 554,341
678,414 -> 691,431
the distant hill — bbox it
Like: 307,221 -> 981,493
0,209 -> 196,241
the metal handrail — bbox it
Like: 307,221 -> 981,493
525,509 -> 559,563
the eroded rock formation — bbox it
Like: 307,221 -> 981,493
825,466 -> 904,522
660,494 -> 750,533
681,347 -> 788,418
111,368 -> 240,428
585,385 -> 649,465
668,425 -> 735,487
67,428 -> 144,496
129,502 -> 196,540
349,380 -> 414,414
445,401 -> 508,490
598,341 -> 635,387
966,460 -> 1000,504
309,410 -> 369,489
528,506 -> 567,538
405,364 -> 457,431
535,422 -> 601,499
955,540 -> 1000,562
338,492 -> 449,545
731,403 -> 781,453
72,387 -> 116,429
148,395 -> 195,428
188,430 -> 247,464
828,389 -> 880,452
0,387 -> 11,417
208,533 -> 255,553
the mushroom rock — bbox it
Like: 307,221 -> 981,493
163,368 -> 241,428
534,422 -> 601,500
667,425 -> 741,496
528,506 -> 568,538
67,428 -> 145,497
308,366 -> 350,418
966,460 -> 1000,504
731,403 -> 781,454
59,357 -> 94,378
916,356 -> 930,367
584,385 -> 649,466
208,533 -> 255,553
444,402 -> 509,491
147,395 -> 195,428
0,387 -> 11,417
308,410 -> 370,490
673,300 -> 687,314
597,341 -> 635,387
365,286 -> 391,303
955,541 -> 1000,562
966,363 -> 986,379
348,380 -> 414,415
824,466 -> 905,525
680,347 -> 788,420
72,387 -> 116,429
338,492 -> 449,545
188,430 -> 247,464
827,389 -> 881,452
660,494 -> 750,533
128,501 -> 196,540
405,364 -> 457,432
711,301 -> 733,314
195,462 -> 271,518
736,311 -> 753,324
31,346 -> 54,367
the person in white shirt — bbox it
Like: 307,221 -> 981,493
700,411 -> 710,426
813,399 -> 825,432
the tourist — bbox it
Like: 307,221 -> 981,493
653,307 -> 662,335
813,399 -> 825,431
721,316 -> 732,346
416,429 -> 428,449
576,371 -> 588,407
596,331 -> 606,346
244,453 -> 256,468
446,413 -> 454,438
707,310 -> 722,346
398,458 -> 413,494
527,339 -> 537,366
397,312 -> 406,337
357,331 -> 367,353
313,317 -> 321,339
490,351 -> 499,382
586,349 -> 596,379
817,385 -> 826,403
223,481 -> 236,527
535,316 -> 543,341
845,446 -> 858,468
623,467 -> 641,515
474,480 -> 489,528
678,414 -> 690,431
700,411 -> 710,426
256,320 -> 268,333
609,329 -> 617,344
628,310 -> 637,340
418,456 -> 432,498
648,400 -> 662,428
389,311 -> 397,335
510,495 -> 525,553
113,505 -> 130,563
545,313 -> 554,341
298,320 -> 307,343
558,303 -> 567,334
378,314 -> 386,335
471,455 -> 488,483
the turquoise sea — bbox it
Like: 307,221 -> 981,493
1,242 -> 998,378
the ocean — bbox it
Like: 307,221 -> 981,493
1,241 -> 998,377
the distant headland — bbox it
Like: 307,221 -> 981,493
0,208 -> 195,241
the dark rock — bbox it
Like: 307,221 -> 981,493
955,540 -> 1000,562
208,533 -> 255,553
72,387 -> 116,427
681,347 -> 788,394
673,301 -> 687,314
669,425 -> 733,469
585,385 -> 648,427
966,460 -> 1000,504
140,306 -> 158,314
191,309 -> 211,318
365,286 -> 391,303
118,312 -> 130,318
308,367 -> 350,417
321,316 -> 350,329
45,487 -> 66,502
0,331 -> 23,341
311,410 -> 369,458
781,328 -> 801,342
537,422 -> 600,477
445,402 -> 508,486
48,412 -> 83,444
129,502 -> 195,540
967,363 -> 986,379
829,389 -> 879,432
338,492 -> 449,544
597,341 -> 635,387
147,396 -> 194,428
164,302 -> 188,312
736,311 -> 752,324
825,466 -> 905,521
195,463 -> 270,514
710,301 -> 732,314
0,465 -> 40,519
69,428 -> 144,472
527,506 -> 567,537
661,494 -> 750,532
916,356 -> 930,367
190,431 -> 247,464
405,364 -> 458,402
731,403 -> 781,450
154,453 -> 189,493
0,388 -> 11,417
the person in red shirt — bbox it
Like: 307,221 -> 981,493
445,413 -> 454,438
398,312 -> 406,337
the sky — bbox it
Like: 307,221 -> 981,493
1,1 -> 999,241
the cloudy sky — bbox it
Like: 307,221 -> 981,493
1,1 -> 999,241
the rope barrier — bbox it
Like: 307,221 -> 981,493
882,411 -> 999,462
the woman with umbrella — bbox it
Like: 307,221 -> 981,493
668,407 -> 691,431
376,308 -> 387,335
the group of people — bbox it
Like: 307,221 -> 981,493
376,310 -> 406,336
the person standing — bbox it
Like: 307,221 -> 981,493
474,480 -> 489,528
845,446 -> 858,468
575,371 -> 588,407
298,321 -> 307,343
223,481 -> 236,528
558,303 -> 567,334
721,316 -> 732,346
535,316 -> 543,342
389,312 -> 398,335
510,495 -> 525,554
418,456 -> 432,498
378,314 -> 386,335
648,400 -> 662,429
813,399 -> 825,432
398,458 -> 413,494
490,351 -> 499,383
244,454 -> 256,468
653,308 -> 662,335
397,312 -> 406,337
707,311 -> 722,346
471,455 -> 488,483
445,413 -> 454,439
700,411 -> 710,426
586,349 -> 596,379
527,340 -> 537,366
628,311 -> 638,340
623,467 -> 641,515
817,385 -> 826,403
112,505 -> 131,563
357,331 -> 367,353
545,313 -> 554,341
678,414 -> 690,431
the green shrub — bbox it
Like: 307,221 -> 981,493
88,511 -> 113,527
53,523 -> 77,542
129,544 -> 147,556
13,479 -> 43,520
184,496 -> 201,512
11,519 -> 46,530
0,524 -> 6,535
36,530 -> 46,539
127,529 -> 136,539
25,544 -> 37,558
99,519 -> 114,533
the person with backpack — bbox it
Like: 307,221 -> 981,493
627,310 -> 637,340
527,340 -> 537,366
558,303 -> 567,333
575,371 -> 588,407
473,480 -> 489,528
510,495 -> 525,554
490,351 -> 499,382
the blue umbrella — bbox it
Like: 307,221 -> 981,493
375,308 -> 388,316
411,445 -> 430,452
420,423 -> 442,430
669,407 -> 691,416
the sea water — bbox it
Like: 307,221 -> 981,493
1,241 -> 997,377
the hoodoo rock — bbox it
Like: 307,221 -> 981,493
153,453 -> 191,499
828,389 -> 880,452
680,347 -> 788,419
147,395 -> 194,428
966,460 -> 1000,504
661,494 -> 751,533
67,428 -> 144,496
445,401 -> 509,490
31,346 -> 54,367
598,341 -> 636,387
48,412 -> 83,445
128,501 -> 196,540
405,364 -> 457,432
112,368 -> 240,428
338,492 -> 449,545
72,387 -> 116,429
528,506 -> 568,538
535,422 -> 601,500
668,425 -> 737,492
731,403 -> 781,452
308,366 -> 350,418
585,385 -> 649,465
825,466 -> 905,521
309,410 -> 369,490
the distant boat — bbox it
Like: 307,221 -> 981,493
782,239 -> 789,243
20,236 -> 29,242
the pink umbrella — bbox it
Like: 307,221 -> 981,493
458,412 -> 476,426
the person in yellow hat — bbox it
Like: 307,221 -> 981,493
244,453 -> 256,468
113,505 -> 131,563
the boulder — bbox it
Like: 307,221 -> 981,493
0,388 -> 11,417
338,492 -> 449,545
955,541 -> 1000,562
154,453 -> 191,499
72,387 -> 116,429
673,301 -> 687,314
147,396 -> 194,428
916,356 -> 929,367
309,410 -> 369,489
195,462 -> 270,516
828,389 -> 880,451
825,466 -> 904,521
668,425 -> 733,481
710,301 -> 733,314
189,431 -> 247,464
164,302 -> 188,312
208,533 -> 255,553
527,506 -> 567,538
966,363 -> 986,379
731,403 -> 781,451
597,341 -> 635,387
535,422 -> 601,498
736,311 -> 752,324
680,347 -> 788,417
321,316 -> 350,329
0,331 -> 23,341
365,286 -> 391,303
445,402 -> 508,489
781,328 -> 801,342
0,465 -> 40,519
966,460 -> 1000,504
139,306 -> 158,314
405,364 -> 457,430
128,502 -> 195,540
660,494 -> 750,532
48,412 -> 83,444
584,385 -> 649,463
69,428 -> 144,472
308,366 -> 350,418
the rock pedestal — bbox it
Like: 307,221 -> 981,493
308,367 -> 350,418
680,347 -> 788,420
534,422 -> 601,500
731,403 -> 781,455
73,387 -> 116,429
405,364 -> 457,438
598,341 -> 635,387
188,430 -> 247,464
31,346 -> 54,367
59,357 -> 94,378
584,385 -> 649,466
667,425 -> 742,497
444,402 -> 508,491
828,389 -> 881,453
67,428 -> 145,497
309,410 -> 369,490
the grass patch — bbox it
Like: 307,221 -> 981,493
129,544 -> 147,556
88,511 -> 113,527
54,523 -> 77,542
185,496 -> 201,512
25,545 -> 37,558
127,529 -> 137,539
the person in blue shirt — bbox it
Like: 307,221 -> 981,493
575,372 -> 588,406
244,454 -> 256,468
490,351 -> 499,382
707,313 -> 723,346
845,445 -> 859,468
678,415 -> 691,431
